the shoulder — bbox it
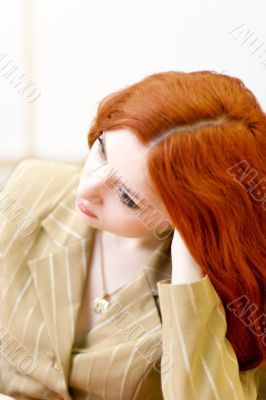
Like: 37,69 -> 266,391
0,157 -> 83,230
3,157 -> 82,191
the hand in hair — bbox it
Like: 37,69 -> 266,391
171,227 -> 205,284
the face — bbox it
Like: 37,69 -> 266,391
75,128 -> 174,240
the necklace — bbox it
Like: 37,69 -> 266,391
91,230 -> 123,314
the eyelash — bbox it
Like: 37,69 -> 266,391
97,135 -> 105,159
96,134 -> 139,209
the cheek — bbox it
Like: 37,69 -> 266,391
109,221 -> 149,238
103,200 -> 143,229
116,211 -> 150,236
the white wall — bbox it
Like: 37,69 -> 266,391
0,0 -> 265,186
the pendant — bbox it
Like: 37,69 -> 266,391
92,293 -> 110,314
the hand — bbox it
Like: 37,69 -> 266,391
171,227 -> 205,284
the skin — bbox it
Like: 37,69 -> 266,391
75,127 -> 175,252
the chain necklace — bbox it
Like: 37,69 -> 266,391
91,229 -> 124,314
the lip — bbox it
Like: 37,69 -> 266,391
76,197 -> 98,219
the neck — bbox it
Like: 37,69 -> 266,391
101,230 -> 163,252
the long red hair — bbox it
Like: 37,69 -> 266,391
87,70 -> 266,370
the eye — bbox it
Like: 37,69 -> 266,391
115,186 -> 139,209
96,132 -> 139,210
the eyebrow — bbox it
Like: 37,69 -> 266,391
102,132 -> 147,205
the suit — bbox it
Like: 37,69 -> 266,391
0,158 -> 264,399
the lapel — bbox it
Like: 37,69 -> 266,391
26,186 -> 95,389
26,185 -> 173,394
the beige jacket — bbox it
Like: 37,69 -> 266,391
0,158 -> 265,400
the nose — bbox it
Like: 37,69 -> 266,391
84,195 -> 102,205
76,183 -> 103,205
76,169 -> 108,206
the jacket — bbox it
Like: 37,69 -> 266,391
0,158 -> 264,399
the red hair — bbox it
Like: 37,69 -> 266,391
87,70 -> 266,370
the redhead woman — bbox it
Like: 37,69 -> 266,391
0,70 -> 265,399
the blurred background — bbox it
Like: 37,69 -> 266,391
0,0 -> 265,188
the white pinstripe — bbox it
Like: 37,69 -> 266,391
2,171 -> 56,258
102,344 -> 120,398
119,345 -> 136,400
200,355 -> 221,400
0,160 -> 260,398
1,246 -> 30,304
64,246 -> 75,340
188,281 -> 231,399
204,277 -> 212,305
134,323 -> 161,349
7,275 -> 33,330
80,238 -> 89,277
34,321 -> 46,357
21,302 -> 37,342
1,171 -> 65,302
70,351 -> 82,381
5,367 -> 18,394
43,356 -> 52,386
209,326 -> 241,400
60,202 -> 77,215
169,288 -> 198,399
187,283 -> 199,314
161,332 -> 173,390
47,214 -> 85,240
17,323 -> 46,394
120,323 -> 162,400
216,306 -> 238,366
168,336 -> 176,400
48,253 -> 61,366
39,238 -> 56,258
136,307 -> 157,323
86,355 -> 96,390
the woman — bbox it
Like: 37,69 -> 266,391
0,70 -> 265,399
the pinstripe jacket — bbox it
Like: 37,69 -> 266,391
0,158 -> 265,400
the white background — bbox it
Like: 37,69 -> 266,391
0,0 -> 265,186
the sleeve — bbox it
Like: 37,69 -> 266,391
156,274 -> 260,400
